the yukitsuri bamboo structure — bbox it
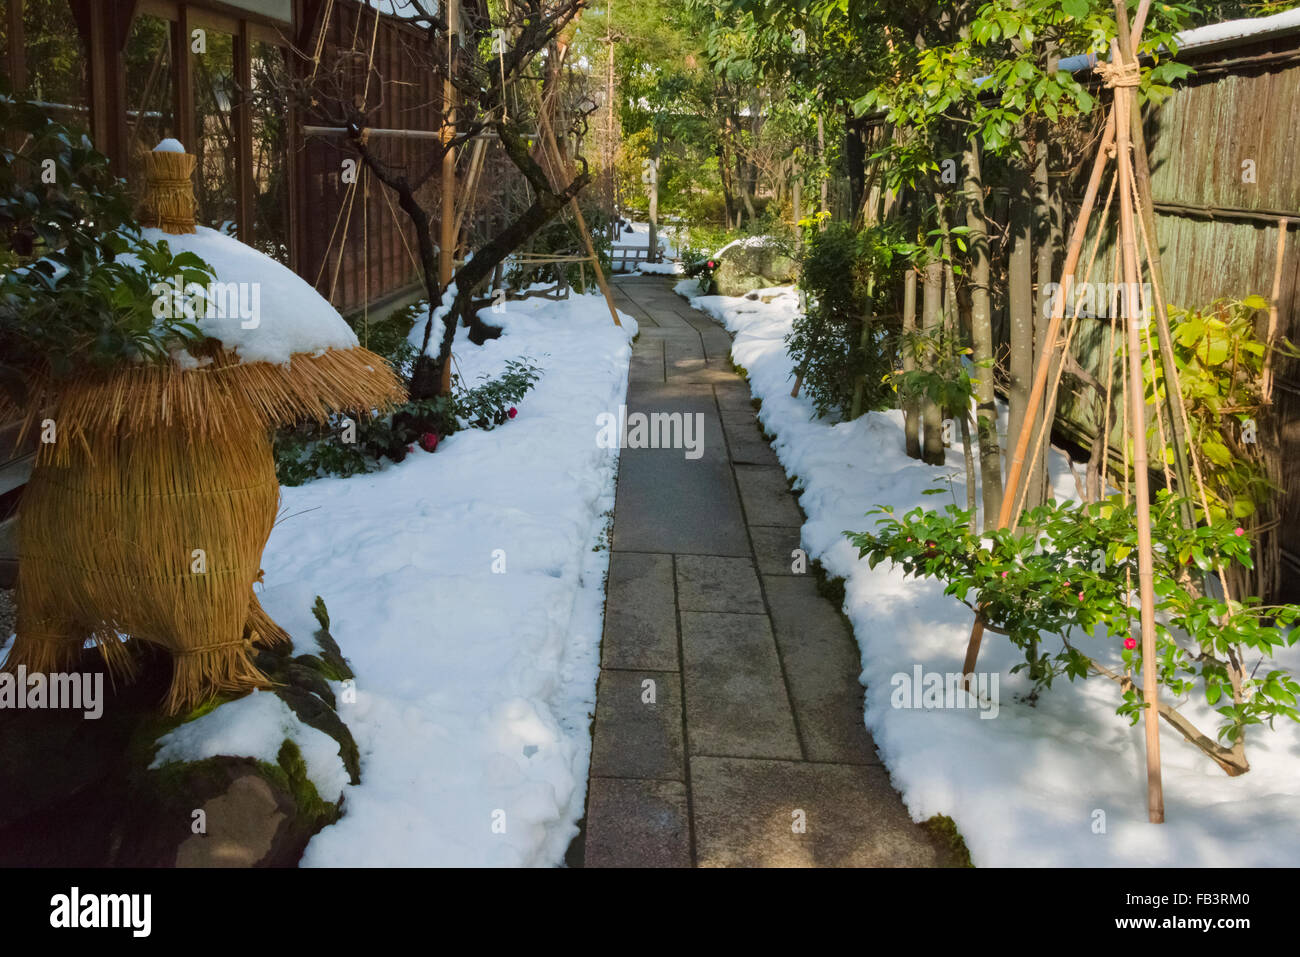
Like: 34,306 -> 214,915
6,142 -> 405,714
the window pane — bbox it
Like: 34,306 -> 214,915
124,14 -> 178,200
250,39 -> 290,264
192,28 -> 238,233
22,0 -> 88,130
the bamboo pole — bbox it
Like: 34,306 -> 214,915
1113,0 -> 1164,824
536,107 -> 623,327
1263,218 -> 1290,403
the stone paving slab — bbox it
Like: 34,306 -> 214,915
584,778 -> 692,868
674,555 -> 765,614
664,334 -> 708,381
763,575 -> 879,765
680,612 -> 801,760
735,465 -> 804,527
610,384 -> 750,556
720,410 -> 781,466
590,669 -> 685,780
747,526 -> 805,577
628,340 -> 665,385
690,757 -> 950,867
601,552 -> 679,671
714,380 -> 757,413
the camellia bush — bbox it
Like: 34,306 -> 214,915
847,492 -> 1300,775
273,302 -> 542,486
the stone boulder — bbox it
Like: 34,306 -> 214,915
713,239 -> 797,297
0,595 -> 360,867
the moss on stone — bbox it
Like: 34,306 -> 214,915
923,814 -> 974,868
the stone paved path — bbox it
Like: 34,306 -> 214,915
578,275 -> 957,868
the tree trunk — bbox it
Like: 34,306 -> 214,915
961,413 -> 977,532
845,110 -> 869,219
922,257 -> 945,466
1032,131 -> 1056,508
850,279 -> 876,419
964,142 -> 1002,528
903,266 -> 921,459
817,114 -> 829,221
648,125 -> 661,262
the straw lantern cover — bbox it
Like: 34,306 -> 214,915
8,140 -> 405,713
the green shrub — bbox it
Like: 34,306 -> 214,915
0,89 -> 216,397
787,222 -> 899,419
848,492 -> 1300,771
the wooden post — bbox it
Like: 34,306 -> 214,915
6,0 -> 26,92
606,1 -> 617,240
234,19 -> 255,244
174,5 -> 195,155
1263,218 -> 1290,403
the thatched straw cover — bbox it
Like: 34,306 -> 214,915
6,141 -> 405,713
136,145 -> 197,234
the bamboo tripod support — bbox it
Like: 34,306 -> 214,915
534,106 -> 623,328
960,0 -> 1166,822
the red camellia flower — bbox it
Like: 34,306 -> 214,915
707,260 -> 716,269
419,432 -> 440,453
507,407 -> 518,419
1124,637 -> 1137,650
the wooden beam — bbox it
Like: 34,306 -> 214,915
7,0 -> 26,92
303,125 -> 444,140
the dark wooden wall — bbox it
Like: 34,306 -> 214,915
292,0 -> 442,317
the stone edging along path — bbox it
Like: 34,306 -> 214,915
575,276 -> 964,867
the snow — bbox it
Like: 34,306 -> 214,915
1172,8 -> 1300,52
128,226 -> 360,365
366,0 -> 437,19
638,260 -> 684,276
151,690 -> 351,803
613,221 -> 682,275
251,291 -> 636,866
678,281 -> 1300,867
710,235 -> 780,262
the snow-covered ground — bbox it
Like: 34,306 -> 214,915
612,220 -> 683,275
248,292 -> 636,866
677,277 -> 1300,867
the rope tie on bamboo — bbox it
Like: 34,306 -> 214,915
1095,60 -> 1141,89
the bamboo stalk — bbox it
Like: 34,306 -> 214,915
1113,0 -> 1164,824
1263,218 -> 1290,403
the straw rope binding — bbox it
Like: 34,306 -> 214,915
137,149 -> 198,234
